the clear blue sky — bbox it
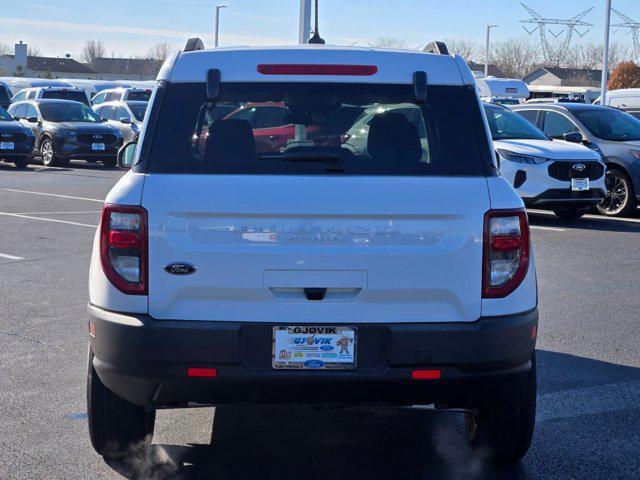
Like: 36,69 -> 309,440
1,0 -> 638,59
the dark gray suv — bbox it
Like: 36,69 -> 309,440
513,103 -> 640,217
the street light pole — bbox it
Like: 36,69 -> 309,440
485,24 -> 498,77
601,0 -> 612,105
214,5 -> 227,48
299,0 -> 312,44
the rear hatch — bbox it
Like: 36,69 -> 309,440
141,79 -> 491,323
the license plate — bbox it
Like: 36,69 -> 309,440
571,178 -> 589,191
91,143 -> 105,151
0,142 -> 14,150
272,326 -> 356,369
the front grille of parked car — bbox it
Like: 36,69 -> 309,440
0,133 -> 27,143
548,161 -> 604,181
77,133 -> 117,145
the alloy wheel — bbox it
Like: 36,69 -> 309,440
598,171 -> 628,215
41,140 -> 54,165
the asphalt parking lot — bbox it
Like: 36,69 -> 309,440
1,162 -> 639,480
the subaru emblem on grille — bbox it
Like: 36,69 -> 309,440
572,163 -> 586,172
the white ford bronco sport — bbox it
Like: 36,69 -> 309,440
87,39 -> 538,462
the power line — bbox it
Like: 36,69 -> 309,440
520,2 -> 593,66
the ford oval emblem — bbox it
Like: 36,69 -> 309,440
572,163 -> 586,172
164,262 -> 197,275
304,360 -> 325,369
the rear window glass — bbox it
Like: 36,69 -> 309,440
42,90 -> 88,105
146,82 -> 486,175
127,90 -> 152,101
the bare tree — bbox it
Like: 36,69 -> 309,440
0,42 -> 10,55
564,42 -> 631,71
372,37 -> 407,49
489,39 -> 541,79
27,45 -> 41,56
81,40 -> 106,65
444,38 -> 478,61
147,42 -> 175,62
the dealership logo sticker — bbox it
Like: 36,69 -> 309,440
572,163 -> 586,172
164,262 -> 197,275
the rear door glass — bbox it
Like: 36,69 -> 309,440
145,82 -> 487,176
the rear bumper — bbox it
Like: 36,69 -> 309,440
89,305 -> 538,407
523,188 -> 605,207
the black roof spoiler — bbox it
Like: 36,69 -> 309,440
423,41 -> 450,55
184,37 -> 205,52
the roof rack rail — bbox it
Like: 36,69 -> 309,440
423,41 -> 450,55
184,37 -> 205,52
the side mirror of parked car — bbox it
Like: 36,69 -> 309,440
563,132 -> 583,144
117,141 -> 137,169
120,118 -> 132,124
27,116 -> 38,123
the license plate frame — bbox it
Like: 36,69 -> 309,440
0,141 -> 14,150
571,178 -> 589,191
272,326 -> 357,370
91,143 -> 105,151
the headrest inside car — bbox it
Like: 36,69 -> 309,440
367,112 -> 422,164
205,119 -> 256,164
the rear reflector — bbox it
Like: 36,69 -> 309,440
257,64 -> 378,76
187,367 -> 218,378
412,369 -> 442,380
88,321 -> 95,338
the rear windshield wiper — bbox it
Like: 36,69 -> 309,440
259,151 -> 342,163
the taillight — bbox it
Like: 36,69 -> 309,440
100,204 -> 147,295
482,209 -> 529,298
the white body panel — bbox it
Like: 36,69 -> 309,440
482,176 -> 537,317
89,172 -> 148,313
141,175 -> 490,323
164,46 -> 468,86
495,139 -> 606,198
90,46 -> 536,324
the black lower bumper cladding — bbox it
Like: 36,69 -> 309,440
89,305 -> 538,407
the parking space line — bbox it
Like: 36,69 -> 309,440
531,225 -> 567,232
0,212 -> 97,228
15,210 -> 102,215
0,253 -> 24,260
529,209 -> 640,224
2,188 -> 104,203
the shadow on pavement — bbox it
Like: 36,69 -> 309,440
105,350 -> 640,480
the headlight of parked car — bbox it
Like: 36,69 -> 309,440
628,149 -> 640,160
496,149 -> 549,165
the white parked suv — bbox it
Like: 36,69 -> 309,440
11,86 -> 89,105
87,40 -> 538,462
91,87 -> 153,106
484,103 -> 606,220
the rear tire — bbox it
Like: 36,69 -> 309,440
102,158 -> 117,168
465,354 -> 536,462
552,206 -> 588,221
13,157 -> 29,168
86,350 -> 155,458
597,168 -> 637,217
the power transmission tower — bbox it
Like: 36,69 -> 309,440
612,8 -> 640,60
520,3 -> 593,66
